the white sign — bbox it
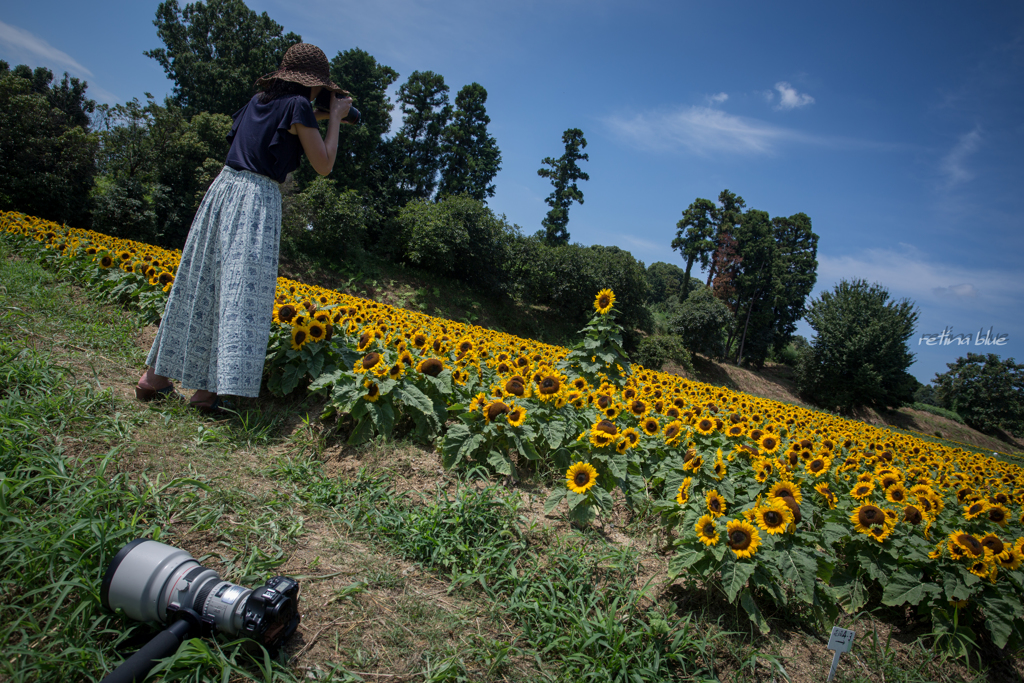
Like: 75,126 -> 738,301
826,626 -> 855,681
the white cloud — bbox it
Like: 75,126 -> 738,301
816,246 -> 1023,309
707,92 -> 728,104
933,283 -> 978,298
773,81 -> 814,110
605,105 -> 802,155
939,127 -> 982,187
0,21 -> 92,77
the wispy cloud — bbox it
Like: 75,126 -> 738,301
816,245 -> 1023,309
0,21 -> 92,77
604,106 -> 805,155
772,81 -> 814,110
706,92 -> 728,105
939,127 -> 982,187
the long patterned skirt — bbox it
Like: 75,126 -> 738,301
146,166 -> 281,397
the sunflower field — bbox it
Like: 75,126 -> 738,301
5,209 -> 1024,655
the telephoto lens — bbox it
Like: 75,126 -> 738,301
314,89 -> 361,124
100,539 -> 300,683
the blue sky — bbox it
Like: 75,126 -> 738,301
2,1 -> 1022,385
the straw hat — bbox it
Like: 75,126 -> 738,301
255,43 -> 343,93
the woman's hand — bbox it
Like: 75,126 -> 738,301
331,93 -> 353,122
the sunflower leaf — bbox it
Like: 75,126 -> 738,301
881,570 -> 936,607
722,561 -> 756,604
773,548 -> 816,604
278,363 -> 304,396
740,588 -> 771,634
668,547 -> 703,578
545,420 -> 566,450
544,488 -> 568,514
347,416 -> 374,445
566,490 -> 587,510
591,485 -> 613,512
486,449 -> 512,476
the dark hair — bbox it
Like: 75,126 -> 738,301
258,79 -> 312,104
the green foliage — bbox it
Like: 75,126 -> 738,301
0,66 -> 98,229
911,402 -> 965,424
282,176 -> 372,264
323,47 -> 400,206
398,194 -> 521,292
798,279 -> 919,411
671,287 -> 733,359
933,353 -> 1024,436
671,198 -> 719,301
91,97 -> 232,248
537,128 -> 589,246
507,239 -> 653,345
633,335 -> 694,373
145,0 -> 301,117
646,261 -> 701,305
561,303 -> 634,387
390,71 -> 452,202
438,83 -> 501,201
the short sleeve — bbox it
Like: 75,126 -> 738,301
283,95 -> 318,131
226,101 -> 250,146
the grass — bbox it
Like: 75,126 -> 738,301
1,239 -> 1020,682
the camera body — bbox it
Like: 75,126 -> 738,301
101,539 -> 299,653
314,89 -> 361,125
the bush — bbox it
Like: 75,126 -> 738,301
933,353 -> 1024,436
911,402 -> 965,424
797,279 -> 919,412
282,176 -> 371,265
507,237 -> 653,346
397,193 -> 520,293
633,335 -> 693,373
670,287 -> 732,359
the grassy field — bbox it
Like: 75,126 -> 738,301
2,243 -> 1021,682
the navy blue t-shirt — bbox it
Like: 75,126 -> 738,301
225,93 -> 319,183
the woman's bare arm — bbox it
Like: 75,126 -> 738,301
297,94 -> 351,176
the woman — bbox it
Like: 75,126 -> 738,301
135,43 -> 352,412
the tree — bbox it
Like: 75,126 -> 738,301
537,128 -> 589,246
769,213 -> 818,352
797,279 -> 919,411
438,83 -> 501,201
671,286 -> 733,359
933,354 -> 1024,437
390,70 -> 452,202
7,63 -> 96,129
145,0 -> 301,117
671,198 -> 719,301
0,64 -> 98,228
92,96 -> 231,246
646,262 -> 696,305
727,208 -> 776,365
326,48 -> 399,199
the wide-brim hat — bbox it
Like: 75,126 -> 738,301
255,43 -> 343,93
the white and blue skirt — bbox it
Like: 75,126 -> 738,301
146,166 -> 281,397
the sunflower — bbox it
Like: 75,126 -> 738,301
885,483 -> 909,505
468,393 -> 488,412
706,489 -> 727,517
850,481 -> 875,499
963,500 -> 989,520
484,401 -> 510,424
388,362 -> 404,380
307,321 -> 327,343
695,417 -> 716,435
851,504 -> 888,533
754,501 -> 793,535
980,534 -> 1005,557
769,481 -> 803,505
507,404 -> 527,427
903,505 -> 925,525
620,427 -> 640,449
726,424 -> 745,438
996,545 -> 1023,571
290,324 -> 310,350
362,380 -> 381,402
504,378 -> 527,397
589,429 -> 616,449
98,254 -> 114,268
695,515 -> 720,546
594,288 -> 616,315
538,375 -> 562,396
725,519 -> 762,559
987,503 -> 1011,527
758,433 -> 781,454
417,358 -> 445,377
804,455 -> 831,477
566,462 -> 599,494
675,477 -> 692,505
663,420 -> 685,443
948,531 -> 985,559
641,417 -> 660,436
713,458 -> 727,480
